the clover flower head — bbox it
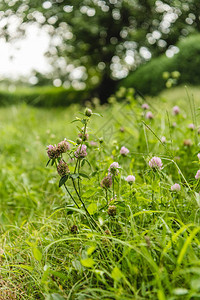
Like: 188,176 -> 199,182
120,146 -> 129,156
90,141 -> 98,147
161,136 -> 166,143
173,106 -> 180,115
146,111 -> 154,120
183,139 -> 192,147
195,170 -> 200,180
108,205 -> 117,216
188,123 -> 195,130
197,153 -> 200,160
126,175 -> 135,185
47,145 -> 60,159
171,183 -> 181,192
101,175 -> 112,189
57,159 -> 70,177
78,127 -> 89,141
74,144 -> 87,158
108,162 -> 120,176
57,139 -> 70,153
142,103 -> 150,110
149,156 -> 163,170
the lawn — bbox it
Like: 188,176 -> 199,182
0,85 -> 200,299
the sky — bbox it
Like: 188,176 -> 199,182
0,24 -> 50,80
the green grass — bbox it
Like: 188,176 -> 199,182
1,86 -> 200,299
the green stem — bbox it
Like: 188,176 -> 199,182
71,178 -> 98,230
64,183 -> 80,209
112,177 -> 115,199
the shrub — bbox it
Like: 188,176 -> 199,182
0,86 -> 89,107
119,34 -> 200,95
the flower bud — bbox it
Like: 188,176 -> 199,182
76,138 -> 82,145
99,137 -> 103,144
85,108 -> 92,117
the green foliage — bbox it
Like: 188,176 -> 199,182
120,34 -> 200,95
2,0 -> 200,100
0,86 -> 89,107
1,87 -> 200,298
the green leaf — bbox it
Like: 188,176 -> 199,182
92,113 -> 103,117
71,118 -> 81,123
81,258 -> 95,268
46,159 -> 51,167
173,288 -> 188,296
87,203 -> 97,215
10,264 -> 33,272
51,159 -> 56,166
82,189 -> 96,198
87,246 -> 96,256
66,139 -> 76,145
46,294 -> 65,300
59,175 -> 68,187
33,247 -> 42,262
79,173 -> 90,179
111,267 -> 123,281
81,159 -> 86,167
70,173 -> 79,179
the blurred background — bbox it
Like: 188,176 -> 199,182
0,0 -> 200,105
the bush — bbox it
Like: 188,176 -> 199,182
0,86 -> 90,107
119,34 -> 200,95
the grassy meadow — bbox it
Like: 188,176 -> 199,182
1,86 -> 200,299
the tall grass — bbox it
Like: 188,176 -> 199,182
0,87 -> 200,299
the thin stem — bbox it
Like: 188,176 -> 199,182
71,178 -> 98,230
112,177 -> 115,198
105,189 -> 108,205
64,183 -> 80,209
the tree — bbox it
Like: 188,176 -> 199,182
0,0 -> 199,101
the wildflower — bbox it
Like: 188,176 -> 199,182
173,106 -> 180,115
57,139 -> 70,153
101,175 -> 112,189
161,136 -> 166,143
74,144 -> 87,158
149,157 -> 163,170
70,225 -> 78,234
183,139 -> 192,147
85,108 -> 92,117
120,127 -> 125,132
188,123 -> 195,130
99,137 -> 104,144
171,183 -> 181,192
78,127 -> 89,141
126,175 -> 135,185
108,205 -> 117,216
172,122 -> 177,128
145,111 -> 154,120
57,159 -> 70,177
47,145 -> 60,159
142,103 -> 150,110
105,229 -> 111,235
90,141 -> 98,147
197,153 -> 200,160
195,170 -> 200,180
108,162 -> 120,176
120,146 -> 129,156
